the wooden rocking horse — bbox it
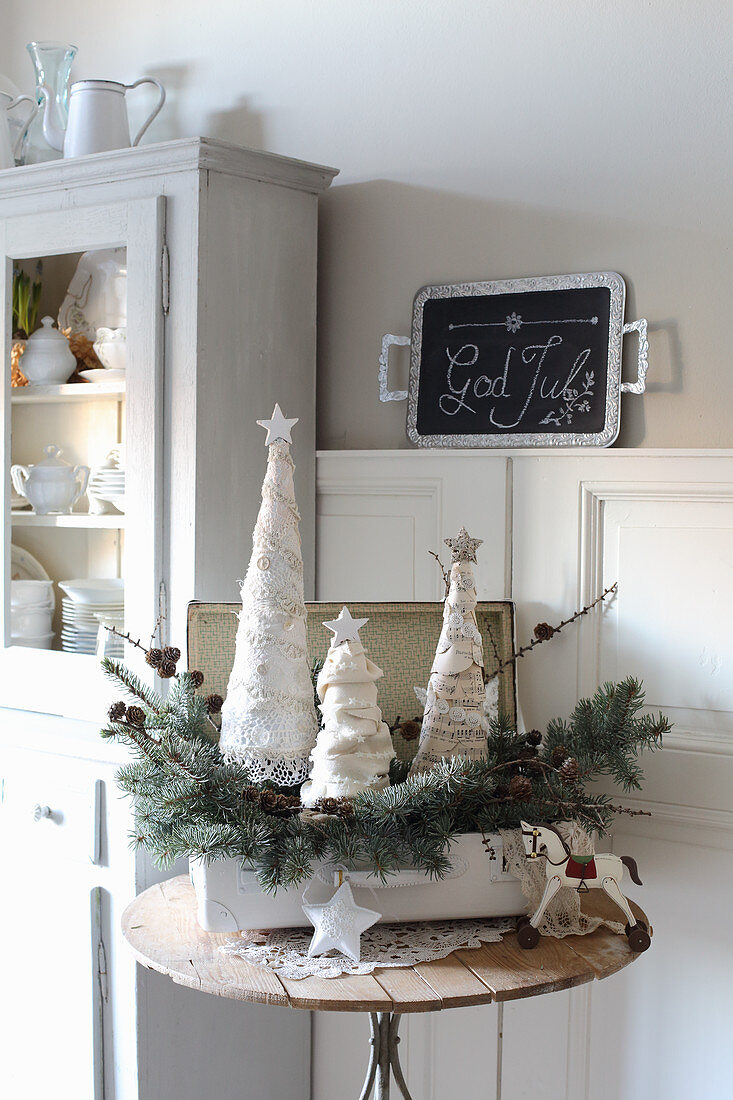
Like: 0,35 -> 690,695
517,821 -> 651,953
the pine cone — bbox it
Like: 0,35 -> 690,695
108,701 -> 127,721
145,648 -> 163,669
163,646 -> 181,664
559,757 -> 581,784
126,705 -> 146,727
190,670 -> 205,688
534,622 -> 556,641
551,744 -> 569,768
243,785 -> 261,803
259,789 -> 279,811
519,746 -> 537,760
526,729 -> 543,746
397,719 -> 421,742
509,774 -> 533,801
157,660 -> 178,679
205,693 -> 224,714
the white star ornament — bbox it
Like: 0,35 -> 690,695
303,880 -> 381,963
256,403 -> 299,445
323,606 -> 369,646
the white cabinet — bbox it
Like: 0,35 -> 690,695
0,138 -> 337,719
0,140 -> 336,1099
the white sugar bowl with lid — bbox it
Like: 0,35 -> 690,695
20,316 -> 76,385
11,445 -> 90,515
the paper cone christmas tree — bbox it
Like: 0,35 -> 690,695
410,528 -> 487,774
219,405 -> 318,784
300,607 -> 395,805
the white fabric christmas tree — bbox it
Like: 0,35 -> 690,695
219,405 -> 318,784
410,528 -> 487,774
300,607 -> 395,805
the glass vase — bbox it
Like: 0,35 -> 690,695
21,41 -> 77,165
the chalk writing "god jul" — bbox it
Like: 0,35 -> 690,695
438,336 -> 594,429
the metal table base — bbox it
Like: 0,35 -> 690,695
358,1013 -> 414,1100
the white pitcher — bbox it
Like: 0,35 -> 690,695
0,91 -> 37,169
40,77 -> 165,158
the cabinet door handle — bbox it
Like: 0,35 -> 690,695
32,803 -> 52,821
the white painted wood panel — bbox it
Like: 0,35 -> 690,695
314,448 -> 733,1100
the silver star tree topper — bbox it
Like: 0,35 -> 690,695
323,606 -> 369,646
444,526 -> 483,564
256,403 -> 299,445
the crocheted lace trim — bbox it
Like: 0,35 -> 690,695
220,916 -> 515,980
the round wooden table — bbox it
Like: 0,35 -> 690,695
122,875 -> 649,1100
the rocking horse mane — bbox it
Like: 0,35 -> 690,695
537,822 -> 570,856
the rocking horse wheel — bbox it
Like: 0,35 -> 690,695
515,915 -> 531,931
625,920 -> 651,954
517,922 -> 541,950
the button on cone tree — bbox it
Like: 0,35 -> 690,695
410,528 -> 487,774
219,405 -> 318,784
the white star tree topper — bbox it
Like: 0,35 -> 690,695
303,879 -> 381,963
323,606 -> 369,646
256,403 -> 299,445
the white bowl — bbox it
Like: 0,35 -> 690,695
10,579 -> 55,608
11,609 -> 54,635
58,578 -> 124,604
11,631 -> 54,649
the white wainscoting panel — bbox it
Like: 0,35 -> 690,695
313,449 -> 733,1100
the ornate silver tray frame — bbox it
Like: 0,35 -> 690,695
379,272 -> 648,448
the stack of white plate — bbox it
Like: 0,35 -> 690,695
58,578 -> 124,656
88,447 -> 126,515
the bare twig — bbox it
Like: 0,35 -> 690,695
428,550 -> 450,596
606,803 -> 652,818
487,583 -> 618,678
149,612 -> 166,650
106,624 -> 148,653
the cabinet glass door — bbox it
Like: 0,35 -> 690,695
0,197 -> 164,719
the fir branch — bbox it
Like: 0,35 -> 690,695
101,657 -> 163,712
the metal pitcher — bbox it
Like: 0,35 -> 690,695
40,77 -> 165,158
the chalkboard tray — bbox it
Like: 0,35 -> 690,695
379,272 -> 648,447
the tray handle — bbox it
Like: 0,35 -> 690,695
378,333 -> 411,402
620,318 -> 649,394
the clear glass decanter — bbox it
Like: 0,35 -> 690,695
21,41 -> 77,164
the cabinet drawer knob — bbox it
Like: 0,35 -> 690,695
32,803 -> 52,822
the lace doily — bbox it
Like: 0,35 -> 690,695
220,916 -> 515,980
500,824 -> 625,938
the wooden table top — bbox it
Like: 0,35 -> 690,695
122,875 -> 649,1014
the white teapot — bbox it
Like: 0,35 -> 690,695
11,445 -> 90,515
40,77 -> 165,158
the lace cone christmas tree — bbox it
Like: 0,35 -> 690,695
219,404 -> 318,784
410,528 -> 487,774
300,607 -> 395,806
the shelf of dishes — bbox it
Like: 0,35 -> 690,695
11,381 -> 126,403
11,575 -> 124,655
10,444 -> 125,517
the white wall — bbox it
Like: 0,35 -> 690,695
314,447 -> 733,1100
2,1 -> 731,449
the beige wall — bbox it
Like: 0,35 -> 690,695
2,0 -> 730,448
